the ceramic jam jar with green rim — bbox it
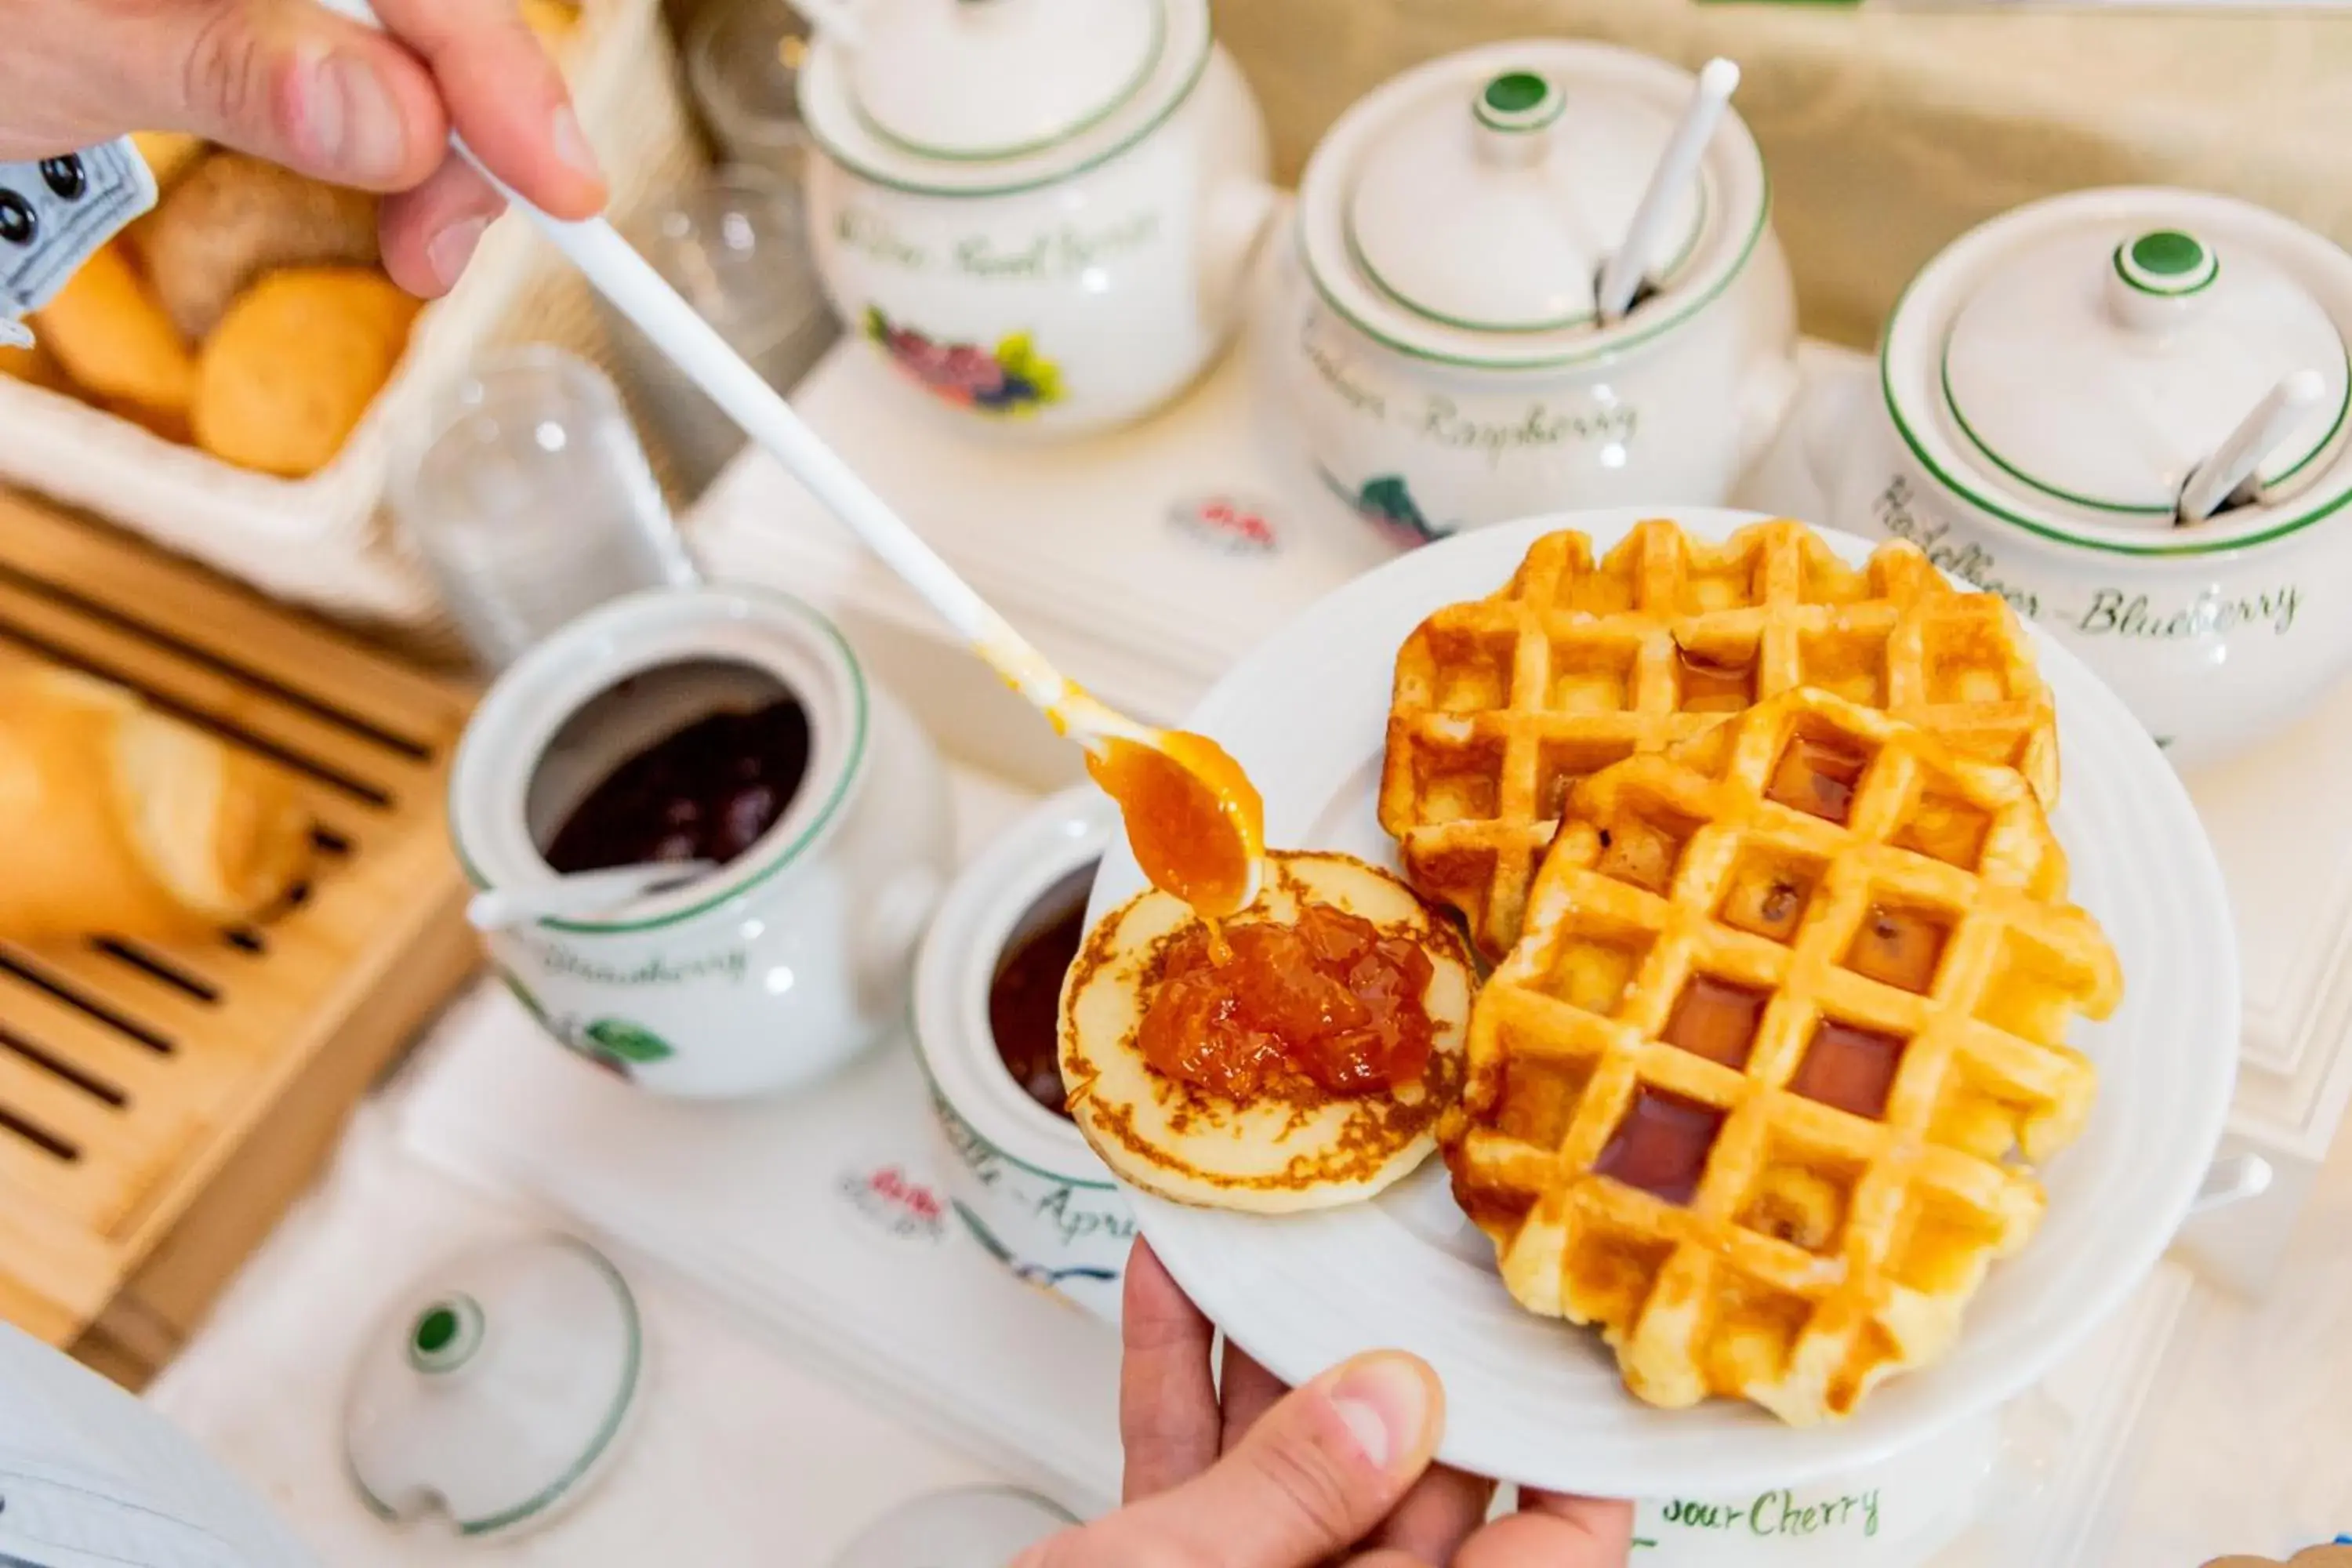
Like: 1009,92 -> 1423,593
913,786 -> 1133,1322
448,586 -> 953,1099
797,0 -> 1275,437
1278,40 -> 1799,546
1830,187 -> 2352,769
1625,1395 -> 2064,1568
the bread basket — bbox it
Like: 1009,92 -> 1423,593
0,0 -> 704,628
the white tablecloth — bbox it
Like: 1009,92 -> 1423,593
145,902 -> 2352,1566
144,1101 -> 1007,1567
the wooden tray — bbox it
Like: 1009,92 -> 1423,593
0,493 -> 478,1387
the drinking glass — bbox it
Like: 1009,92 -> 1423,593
686,0 -> 815,183
608,165 -> 839,496
394,347 -> 696,670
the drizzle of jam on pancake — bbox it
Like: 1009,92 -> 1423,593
1136,901 -> 1438,1100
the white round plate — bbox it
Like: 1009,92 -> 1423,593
1086,507 -> 2238,1499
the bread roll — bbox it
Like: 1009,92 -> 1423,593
192,267 -> 420,478
521,0 -> 581,51
132,153 -> 380,341
0,670 -> 314,943
30,242 -> 196,418
0,339 -> 71,394
130,132 -> 207,192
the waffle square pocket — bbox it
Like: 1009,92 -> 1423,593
1442,688 -> 2120,1425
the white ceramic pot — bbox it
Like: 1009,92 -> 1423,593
450,586 -> 953,1099
797,0 -> 1275,437
1632,1395 -> 2063,1567
1824,187 -> 2352,770
913,786 -> 1134,1321
1279,42 -> 1798,544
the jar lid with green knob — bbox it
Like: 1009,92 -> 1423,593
1298,39 -> 1773,369
342,1236 -> 644,1540
1884,188 -> 2352,545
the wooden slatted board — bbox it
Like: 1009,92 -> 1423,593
0,492 -> 479,1387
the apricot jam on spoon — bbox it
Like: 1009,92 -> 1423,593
1044,681 -> 1263,920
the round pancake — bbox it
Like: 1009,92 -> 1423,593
1060,850 -> 1475,1214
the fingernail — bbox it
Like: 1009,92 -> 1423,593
1323,1352 -> 1438,1475
426,216 -> 491,291
550,106 -> 604,183
307,50 -> 408,183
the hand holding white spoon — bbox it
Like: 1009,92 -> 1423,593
314,0 -> 1264,918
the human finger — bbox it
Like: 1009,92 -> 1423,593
1117,1240 -> 1221,1503
1453,1492 -> 1636,1568
1364,1465 -> 1497,1564
376,147 -> 504,294
1519,1488 -> 1637,1546
1218,1338 -> 1288,1452
1106,1349 -> 1444,1568
371,0 -> 604,220
3,0 -> 447,187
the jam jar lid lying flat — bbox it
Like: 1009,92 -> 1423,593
343,1237 -> 641,1539
1297,39 -> 1769,369
797,0 -> 1208,195
1882,187 -> 2352,555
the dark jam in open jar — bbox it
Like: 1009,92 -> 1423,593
1136,902 -> 1436,1102
987,866 -> 1098,1120
545,698 -> 812,874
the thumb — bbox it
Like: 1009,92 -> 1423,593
134,0 -> 449,191
1114,1351 -> 1444,1567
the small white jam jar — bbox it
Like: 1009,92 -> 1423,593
1826,187 -> 2352,769
914,786 -> 1134,1321
451,586 -> 953,1099
1278,41 -> 1799,544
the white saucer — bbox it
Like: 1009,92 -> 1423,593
1086,507 -> 2238,1499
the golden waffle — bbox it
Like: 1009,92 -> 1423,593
1441,689 -> 2120,1425
1380,518 -> 2060,962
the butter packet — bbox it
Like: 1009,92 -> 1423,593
0,141 -> 157,348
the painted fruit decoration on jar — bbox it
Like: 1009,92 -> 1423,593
863,305 -> 1065,416
1339,472 -> 1454,547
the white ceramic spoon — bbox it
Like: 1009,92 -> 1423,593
319,0 -> 1264,915
466,860 -> 718,931
1595,56 -> 1740,325
2176,368 -> 2330,525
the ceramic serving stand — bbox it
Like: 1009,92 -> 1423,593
1819,188 -> 2352,772
797,0 -> 1275,437
1278,41 -> 1798,544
